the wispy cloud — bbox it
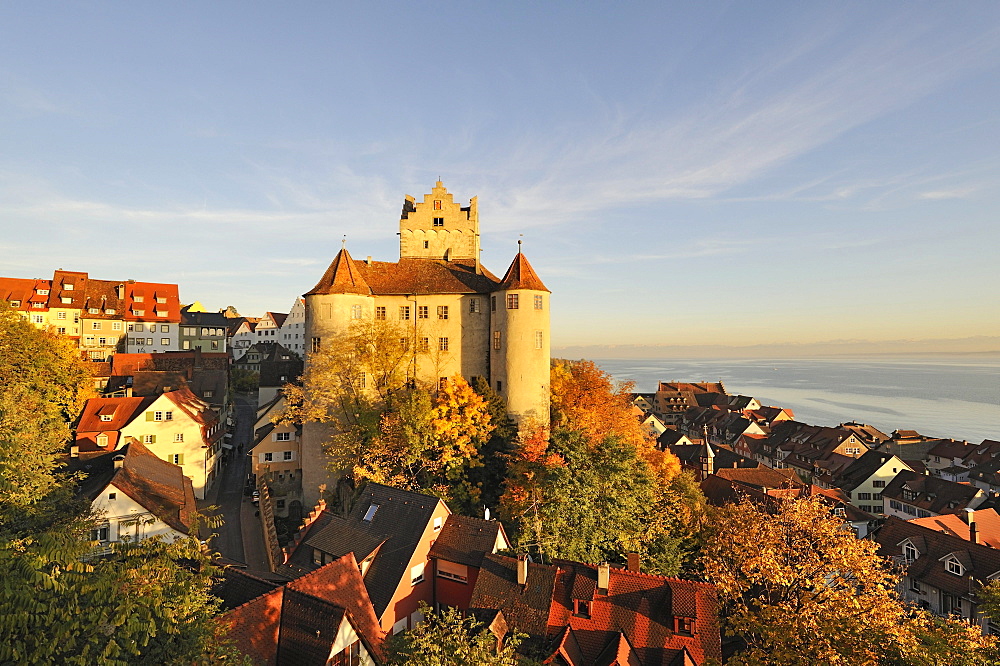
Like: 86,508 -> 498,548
919,187 -> 977,200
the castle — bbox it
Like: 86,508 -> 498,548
299,182 -> 551,507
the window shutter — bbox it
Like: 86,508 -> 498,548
146,412 -> 154,421
150,435 -> 156,444
177,453 -> 184,464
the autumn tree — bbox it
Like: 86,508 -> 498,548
0,303 -> 239,664
701,495 -> 999,666
384,602 -> 530,666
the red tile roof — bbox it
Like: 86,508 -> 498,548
306,253 -> 502,297
911,509 -> 1000,548
498,252 -> 549,292
123,281 -> 180,322
220,552 -> 385,665
305,248 -> 374,295
75,395 -> 156,450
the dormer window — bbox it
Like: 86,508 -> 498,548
63,283 -> 74,291
675,616 -> 695,636
100,414 -> 113,422
156,296 -> 166,304
106,309 -> 116,315
88,308 -> 99,314
573,599 -> 591,618
904,542 -> 918,563
61,297 -> 72,304
37,289 -> 49,296
946,558 -> 964,576
363,503 -> 379,522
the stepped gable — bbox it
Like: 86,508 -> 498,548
305,247 -> 371,296
498,251 -> 549,292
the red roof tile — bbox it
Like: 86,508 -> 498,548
499,252 -> 549,292
305,248 -> 373,295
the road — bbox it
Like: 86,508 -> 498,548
203,394 -> 255,563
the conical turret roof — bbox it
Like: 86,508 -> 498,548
305,248 -> 372,296
498,251 -> 549,292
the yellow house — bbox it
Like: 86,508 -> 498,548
119,388 -> 224,499
252,395 -> 302,518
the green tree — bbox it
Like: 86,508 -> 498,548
384,602 -> 529,666
701,495 -> 999,666
0,302 -> 238,664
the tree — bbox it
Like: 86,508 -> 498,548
700,495 -> 999,665
0,303 -> 239,663
384,602 -> 529,666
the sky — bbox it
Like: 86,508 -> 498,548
1,2 -> 998,351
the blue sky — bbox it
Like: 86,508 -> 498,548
1,2 -> 998,348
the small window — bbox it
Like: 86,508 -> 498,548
946,559 -> 963,576
535,330 -> 543,349
438,337 -> 449,351
675,617 -> 695,636
439,376 -> 448,390
174,433 -> 184,442
283,451 -> 293,461
351,305 -> 362,320
904,543 -> 918,563
418,337 -> 429,352
108,493 -> 116,501
171,453 -> 184,465
433,199 -> 442,210
263,452 -> 273,462
433,516 -> 443,531
164,412 -> 173,421
437,305 -> 448,320
411,562 -> 425,585
418,306 -> 429,319
62,283 -> 74,291
276,499 -> 286,510
156,296 -> 167,304
160,338 -> 170,345
573,599 -> 591,618
144,435 -> 155,444
493,331 -> 501,350
58,312 -> 67,320
154,411 -> 164,421
496,380 -> 502,392
470,298 -> 480,313
61,297 -> 72,304
375,306 -> 386,321
97,434 -> 108,446
204,390 -> 214,398
534,294 -> 543,310
275,432 -> 291,441
506,294 -> 519,309
873,480 -> 885,488
400,337 -> 410,351
423,241 -> 429,249
363,504 -> 379,522
399,306 -> 410,321
433,217 -> 444,227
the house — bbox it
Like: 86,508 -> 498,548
652,382 -> 727,426
428,514 -> 510,611
668,440 -> 758,480
69,439 -> 196,549
220,552 -> 385,665
631,393 -> 655,413
277,298 -> 306,357
251,395 -> 303,520
766,421 -> 870,483
968,446 -> 1000,494
281,484 -> 453,635
179,307 -> 230,352
639,412 -> 668,440
257,345 -> 304,406
745,405 -> 795,430
882,470 -> 987,520
121,281 -> 182,353
657,429 -> 695,450
468,554 -> 722,665
832,449 -> 914,516
256,311 -> 288,345
229,317 -> 259,360
839,421 -> 891,448
873,516 -> 1000,628
300,182 -> 551,508
77,387 -> 224,499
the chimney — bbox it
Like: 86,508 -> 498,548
597,562 -> 610,595
70,444 -> 79,458
113,454 -> 125,469
516,555 -> 528,586
627,553 -> 641,572
966,508 -> 981,545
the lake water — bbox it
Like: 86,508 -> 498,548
595,356 -> 1000,444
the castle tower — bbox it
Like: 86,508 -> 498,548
399,181 -> 480,262
491,246 -> 551,427
300,246 -> 374,509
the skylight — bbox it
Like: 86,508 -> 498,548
363,504 -> 379,522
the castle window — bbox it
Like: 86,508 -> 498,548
439,377 -> 448,390
496,380 -> 502,392
311,337 -> 321,352
506,294 -> 519,309
351,305 -> 362,319
437,306 -> 448,320
400,337 -> 410,351
423,240 -> 429,249
493,331 -> 501,350
399,306 -> 410,320
418,306 -> 429,319
439,337 -> 449,351
434,199 -> 442,210
535,330 -> 543,349
375,307 -> 386,321
418,337 -> 430,352
534,295 -> 543,310
491,296 -> 496,312
433,217 -> 444,227
470,298 -> 480,313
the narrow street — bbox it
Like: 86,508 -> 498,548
202,393 -> 258,565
